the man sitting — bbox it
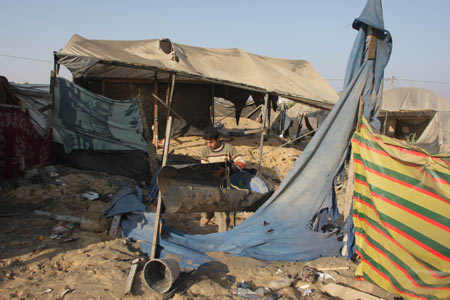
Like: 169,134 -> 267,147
199,126 -> 245,232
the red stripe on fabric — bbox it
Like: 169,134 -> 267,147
355,194 -> 450,263
360,124 -> 450,168
356,173 -> 450,232
383,222 -> 450,263
355,249 -> 428,300
370,190 -> 450,232
412,165 -> 450,185
353,213 -> 450,279
355,232 -> 450,291
354,159 -> 448,205
352,138 -> 450,186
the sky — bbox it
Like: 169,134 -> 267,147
1,0 -> 450,99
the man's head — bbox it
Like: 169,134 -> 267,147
203,126 -> 222,150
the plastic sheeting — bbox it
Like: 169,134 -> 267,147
53,77 -> 148,153
115,0 -> 392,269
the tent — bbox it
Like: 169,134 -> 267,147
54,35 -> 339,138
379,87 -> 450,153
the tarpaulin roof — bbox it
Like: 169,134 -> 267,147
55,34 -> 339,109
380,87 -> 450,153
381,87 -> 450,112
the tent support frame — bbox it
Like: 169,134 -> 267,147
257,93 -> 269,171
153,73 -> 159,149
151,73 -> 176,260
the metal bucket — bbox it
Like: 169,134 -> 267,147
143,258 -> 180,293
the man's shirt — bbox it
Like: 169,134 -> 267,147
200,142 -> 245,171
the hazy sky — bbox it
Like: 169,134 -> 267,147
1,0 -> 449,99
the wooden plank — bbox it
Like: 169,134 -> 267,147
367,27 -> 377,60
123,258 -> 140,295
108,214 -> 122,237
319,282 -> 386,300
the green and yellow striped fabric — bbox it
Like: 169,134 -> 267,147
352,118 -> 450,300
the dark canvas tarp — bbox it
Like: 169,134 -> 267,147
53,77 -> 148,153
109,0 -> 392,270
55,35 -> 339,110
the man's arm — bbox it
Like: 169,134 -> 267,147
230,145 -> 245,171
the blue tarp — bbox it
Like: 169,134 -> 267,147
117,0 -> 392,270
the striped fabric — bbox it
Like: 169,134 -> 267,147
352,117 -> 450,300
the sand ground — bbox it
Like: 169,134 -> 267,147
0,118 -> 396,300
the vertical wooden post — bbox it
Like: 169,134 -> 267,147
48,58 -> 58,137
151,73 -> 176,260
211,85 -> 215,125
356,96 -> 364,132
153,72 -> 159,149
136,95 -> 158,175
102,79 -> 106,96
367,27 -> 377,60
257,93 -> 269,172
382,112 -> 388,135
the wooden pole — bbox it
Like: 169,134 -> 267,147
102,79 -> 106,96
153,73 -> 159,149
152,93 -> 185,122
48,58 -> 58,137
382,112 -> 388,135
136,94 -> 158,175
211,85 -> 215,125
257,94 -> 269,172
150,73 -> 176,260
367,27 -> 377,60
356,95 -> 364,132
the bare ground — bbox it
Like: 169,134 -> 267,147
0,118 -> 396,300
